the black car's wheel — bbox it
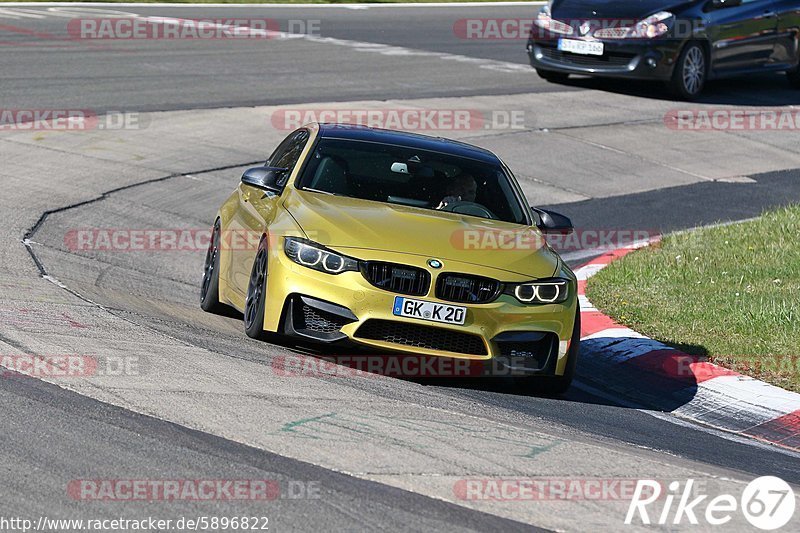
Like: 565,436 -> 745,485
788,44 -> 800,88
200,219 -> 225,313
670,42 -> 707,100
536,68 -> 570,83
788,65 -> 800,88
244,237 -> 270,339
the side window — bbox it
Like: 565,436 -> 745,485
267,129 -> 310,188
266,132 -> 294,166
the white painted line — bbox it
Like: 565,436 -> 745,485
670,385 -> 798,434
715,176 -> 756,183
561,247 -> 618,264
694,375 -> 800,417
581,327 -> 645,340
0,5 -> 536,74
577,294 -> 596,312
624,238 -> 658,249
574,263 -> 606,281
0,7 -> 47,18
644,408 -> 800,459
671,216 -> 760,237
126,14 -> 532,73
573,379 -> 800,459
324,30 -> 525,73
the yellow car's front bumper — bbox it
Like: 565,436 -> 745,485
261,246 -> 578,376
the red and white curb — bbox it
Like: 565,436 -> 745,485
576,240 -> 800,453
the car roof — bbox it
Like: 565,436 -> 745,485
316,123 -> 501,165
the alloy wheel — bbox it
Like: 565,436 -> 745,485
244,247 -> 268,330
682,46 -> 705,96
201,222 -> 219,303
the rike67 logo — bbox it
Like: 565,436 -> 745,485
626,477 -> 795,530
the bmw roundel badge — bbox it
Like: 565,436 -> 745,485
427,259 -> 442,269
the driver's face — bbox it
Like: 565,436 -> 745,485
454,177 -> 477,202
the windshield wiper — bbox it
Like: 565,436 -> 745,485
304,187 -> 339,196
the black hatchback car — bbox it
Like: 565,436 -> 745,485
527,0 -> 800,99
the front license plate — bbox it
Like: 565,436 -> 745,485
392,297 -> 466,326
558,38 -> 604,56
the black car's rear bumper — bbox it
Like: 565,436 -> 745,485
527,38 -> 684,81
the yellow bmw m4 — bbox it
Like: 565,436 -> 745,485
201,123 -> 580,392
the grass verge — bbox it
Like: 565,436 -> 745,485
586,205 -> 800,392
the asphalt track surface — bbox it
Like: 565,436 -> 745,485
2,3 -> 800,531
2,3 -> 799,111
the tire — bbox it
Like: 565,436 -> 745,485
536,68 -> 569,83
787,68 -> 800,89
200,220 -> 225,313
244,236 -> 270,340
670,42 -> 707,100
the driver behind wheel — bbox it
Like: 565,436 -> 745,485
436,173 -> 477,209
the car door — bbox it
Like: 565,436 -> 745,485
707,0 -> 779,72
228,129 -> 310,299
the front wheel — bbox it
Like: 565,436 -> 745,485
787,69 -> 800,89
669,43 -> 707,100
200,219 -> 225,313
536,68 -> 569,83
244,237 -> 270,340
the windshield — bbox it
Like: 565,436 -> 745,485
297,138 -> 528,225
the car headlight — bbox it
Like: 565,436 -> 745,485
505,278 -> 570,304
633,11 -> 673,38
284,238 -> 359,275
533,5 -> 574,36
595,11 -> 673,39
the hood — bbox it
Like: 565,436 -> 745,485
283,190 -> 559,279
551,0 -> 694,20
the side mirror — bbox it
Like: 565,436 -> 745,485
531,207 -> 574,235
710,0 -> 742,9
241,166 -> 289,192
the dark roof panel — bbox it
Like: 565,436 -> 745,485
317,123 -> 500,164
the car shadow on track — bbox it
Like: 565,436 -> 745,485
573,336 -> 710,411
548,73 -> 800,106
268,337 -> 710,413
